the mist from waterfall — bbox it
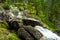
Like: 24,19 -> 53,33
35,26 -> 60,40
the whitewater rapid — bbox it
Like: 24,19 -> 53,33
35,26 -> 60,40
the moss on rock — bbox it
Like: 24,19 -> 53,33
0,22 -> 8,28
0,28 -> 21,40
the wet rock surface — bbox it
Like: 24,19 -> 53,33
54,31 -> 60,36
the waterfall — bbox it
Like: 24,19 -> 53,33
34,26 -> 60,40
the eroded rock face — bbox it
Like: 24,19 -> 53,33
17,25 -> 42,40
23,18 -> 44,27
6,18 -> 43,40
0,11 -> 43,40
7,20 -> 43,40
0,11 -> 10,21
7,21 -> 20,31
18,28 -> 34,40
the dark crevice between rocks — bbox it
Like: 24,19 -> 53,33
23,26 -> 42,40
6,21 -> 20,33
23,19 -> 43,27
17,28 -> 34,40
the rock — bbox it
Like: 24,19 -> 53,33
23,25 -> 42,40
0,0 -> 4,3
7,19 -> 43,40
0,11 -> 10,21
23,17 -> 44,27
17,28 -> 34,40
40,36 -> 46,40
7,21 -> 20,31
54,30 -> 60,36
0,10 -> 44,40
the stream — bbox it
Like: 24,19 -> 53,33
35,26 -> 60,40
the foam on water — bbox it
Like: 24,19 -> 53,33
35,26 -> 60,40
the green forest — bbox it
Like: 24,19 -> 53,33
0,0 -> 60,40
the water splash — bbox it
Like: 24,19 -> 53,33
35,26 -> 60,40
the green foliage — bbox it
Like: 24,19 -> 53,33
2,4 -> 10,10
8,33 -> 20,40
0,6 -> 4,10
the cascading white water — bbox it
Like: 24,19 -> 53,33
35,26 -> 60,40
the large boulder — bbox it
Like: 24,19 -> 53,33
0,10 -> 43,40
17,25 -> 42,40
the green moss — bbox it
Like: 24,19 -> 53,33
0,28 -> 9,38
2,4 -> 10,10
0,6 -> 4,10
0,22 -> 8,28
0,28 -> 21,40
8,33 -> 20,40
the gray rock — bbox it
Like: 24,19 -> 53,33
23,25 -> 42,40
0,10 -> 43,40
23,17 -> 44,27
17,28 -> 34,40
